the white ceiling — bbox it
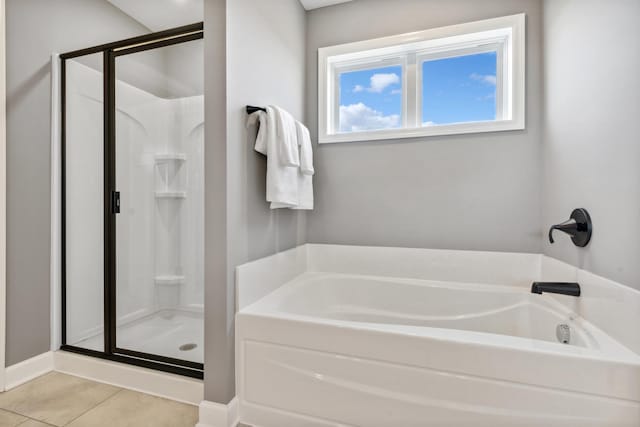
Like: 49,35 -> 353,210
107,0 -> 349,31
299,0 -> 353,10
107,0 -> 203,32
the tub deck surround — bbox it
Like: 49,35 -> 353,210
234,244 -> 640,427
540,256 -> 640,357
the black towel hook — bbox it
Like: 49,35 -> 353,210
246,105 -> 266,114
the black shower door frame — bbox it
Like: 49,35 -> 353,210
60,23 -> 204,379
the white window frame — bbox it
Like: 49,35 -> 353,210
318,14 -> 525,144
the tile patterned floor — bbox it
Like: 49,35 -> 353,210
0,372 -> 199,427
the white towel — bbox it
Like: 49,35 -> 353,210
296,121 -> 314,176
294,172 -> 314,210
271,105 -> 300,167
271,121 -> 314,210
295,121 -> 314,210
248,107 -> 299,207
247,109 -> 267,153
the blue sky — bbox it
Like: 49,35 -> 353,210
338,52 -> 497,132
339,65 -> 403,132
423,52 -> 497,125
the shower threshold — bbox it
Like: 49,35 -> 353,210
73,309 -> 204,365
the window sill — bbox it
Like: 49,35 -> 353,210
319,119 -> 525,144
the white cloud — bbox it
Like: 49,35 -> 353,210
422,121 -> 437,127
349,73 -> 400,94
369,73 -> 400,93
339,103 -> 401,132
470,73 -> 497,86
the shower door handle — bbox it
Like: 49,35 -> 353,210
111,191 -> 121,214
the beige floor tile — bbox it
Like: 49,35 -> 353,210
17,420 -> 54,427
0,373 -> 120,426
66,389 -> 198,427
0,409 -> 26,427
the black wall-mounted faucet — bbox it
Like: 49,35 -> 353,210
549,208 -> 592,247
531,282 -> 581,297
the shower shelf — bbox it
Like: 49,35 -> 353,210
155,153 -> 187,162
154,275 -> 185,286
155,191 -> 187,199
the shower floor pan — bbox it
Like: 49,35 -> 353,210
73,309 -> 203,364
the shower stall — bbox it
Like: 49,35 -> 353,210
60,24 -> 204,378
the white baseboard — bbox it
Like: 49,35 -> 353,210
5,351 -> 55,390
196,398 -> 239,427
54,351 -> 203,405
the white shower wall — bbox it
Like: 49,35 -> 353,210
65,59 -> 203,347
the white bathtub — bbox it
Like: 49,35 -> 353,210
235,245 -> 640,427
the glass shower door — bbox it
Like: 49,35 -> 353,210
63,53 -> 105,353
61,23 -> 204,378
111,37 -> 204,369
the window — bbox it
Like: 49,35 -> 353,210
318,14 -> 525,143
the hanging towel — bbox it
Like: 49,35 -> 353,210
247,107 -> 299,207
295,120 -> 314,210
294,170 -> 314,210
296,121 -> 314,176
247,109 -> 267,153
271,121 -> 314,210
271,105 -> 300,167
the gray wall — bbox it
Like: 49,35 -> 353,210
542,0 -> 640,289
203,0 -> 229,404
5,0 -> 156,366
204,0 -> 307,403
306,0 -> 543,253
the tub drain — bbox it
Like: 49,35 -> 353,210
556,324 -> 570,344
179,343 -> 197,351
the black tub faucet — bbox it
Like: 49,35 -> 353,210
531,282 -> 581,297
549,208 -> 593,247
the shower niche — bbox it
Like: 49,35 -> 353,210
61,24 -> 204,378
